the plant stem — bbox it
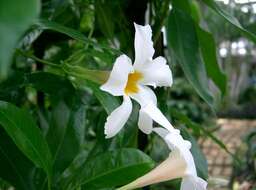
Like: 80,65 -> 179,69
153,0 -> 171,43
16,49 -> 62,68
48,178 -> 51,190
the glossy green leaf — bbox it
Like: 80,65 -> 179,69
201,0 -> 256,43
26,72 -> 86,179
57,148 -> 92,189
95,0 -> 115,39
172,0 -> 201,23
190,1 -> 201,23
0,129 -> 35,190
172,0 -> 226,96
196,27 -> 227,95
46,101 -> 85,175
73,148 -> 154,189
181,129 -> 208,179
167,8 -> 214,107
172,0 -> 191,14
0,0 -> 40,80
0,101 -> 53,181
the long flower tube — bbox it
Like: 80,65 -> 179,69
100,23 -> 174,138
117,128 -> 207,190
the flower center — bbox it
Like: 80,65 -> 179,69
125,71 -> 143,94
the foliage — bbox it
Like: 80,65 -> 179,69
0,0 -> 255,189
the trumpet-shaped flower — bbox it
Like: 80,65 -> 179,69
117,128 -> 207,190
100,23 -> 173,138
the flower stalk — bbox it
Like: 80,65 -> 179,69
62,63 -> 110,84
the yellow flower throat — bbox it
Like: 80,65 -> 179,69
125,71 -> 143,94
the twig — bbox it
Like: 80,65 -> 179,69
16,49 -> 62,68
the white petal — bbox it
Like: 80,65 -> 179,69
167,141 -> 197,177
130,85 -> 157,107
100,54 -> 133,96
138,109 -> 153,134
117,148 -> 205,190
139,56 -> 173,87
154,128 -> 196,176
165,133 -> 192,151
153,127 -> 170,139
154,128 -> 191,151
181,177 -> 195,190
154,128 -> 196,177
104,96 -> 132,138
183,149 -> 197,177
133,23 -> 155,70
181,177 -> 207,190
195,177 -> 208,190
130,85 -> 156,134
118,149 -> 187,189
141,102 -> 176,133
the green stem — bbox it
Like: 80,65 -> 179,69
17,49 -> 110,85
85,25 -> 94,50
62,64 -> 109,84
16,49 -> 62,68
48,177 -> 51,190
153,0 -> 171,43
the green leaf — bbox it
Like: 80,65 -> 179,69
0,101 -> 53,182
181,129 -> 208,179
26,72 -> 76,103
35,19 -> 121,55
167,8 -> 214,107
46,101 -> 85,175
0,71 -> 26,104
26,72 -> 86,180
87,82 -> 120,114
172,0 -> 191,14
95,0 -> 115,39
0,129 -> 35,190
0,0 -> 40,80
57,148 -> 92,189
201,0 -> 256,43
171,0 -> 226,95
196,27 -> 227,95
73,148 -> 154,189
190,1 -> 201,23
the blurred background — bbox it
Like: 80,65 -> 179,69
172,1 -> 256,189
201,1 -> 256,189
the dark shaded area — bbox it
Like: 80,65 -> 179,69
217,103 -> 256,119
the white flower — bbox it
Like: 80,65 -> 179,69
117,128 -> 207,190
100,23 -> 173,138
153,127 -> 207,190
